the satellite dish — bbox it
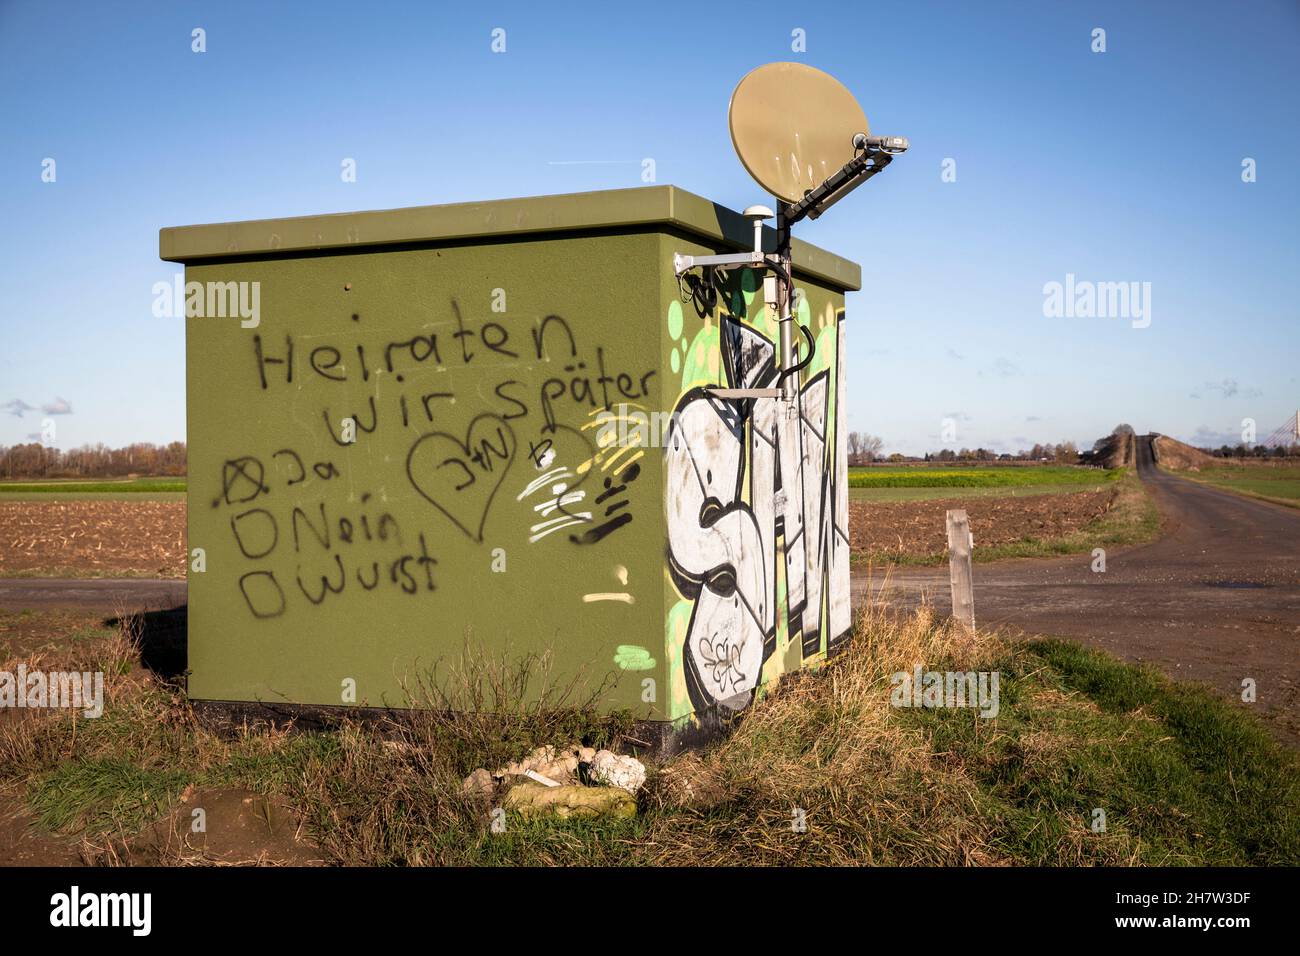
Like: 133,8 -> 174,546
728,62 -> 869,204
675,62 -> 906,399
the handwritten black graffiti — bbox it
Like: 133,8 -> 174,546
215,456 -> 269,507
215,450 -> 341,511
239,570 -> 286,619
230,507 -> 278,559
227,302 -> 657,621
406,414 -> 515,542
570,461 -> 639,545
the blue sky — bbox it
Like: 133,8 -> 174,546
1,0 -> 1296,455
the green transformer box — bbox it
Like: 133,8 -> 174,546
160,185 -> 859,741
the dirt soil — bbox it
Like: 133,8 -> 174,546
0,793 -> 84,867
849,488 -> 1114,562
89,787 -> 324,866
0,787 -> 323,868
0,609 -> 109,662
0,500 -> 186,578
856,435 -> 1300,746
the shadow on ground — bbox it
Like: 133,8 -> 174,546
107,605 -> 187,680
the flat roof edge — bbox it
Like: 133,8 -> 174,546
159,185 -> 861,291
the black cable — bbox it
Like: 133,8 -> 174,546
775,323 -> 815,392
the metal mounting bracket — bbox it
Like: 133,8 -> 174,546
673,251 -> 776,276
705,387 -> 783,399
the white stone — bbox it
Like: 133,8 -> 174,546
588,750 -> 646,794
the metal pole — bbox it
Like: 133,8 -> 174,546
775,201 -> 794,400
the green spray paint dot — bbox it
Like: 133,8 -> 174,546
614,645 -> 657,671
680,323 -> 721,390
670,349 -> 680,373
666,300 -> 683,340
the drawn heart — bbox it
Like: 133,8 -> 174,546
406,414 -> 516,542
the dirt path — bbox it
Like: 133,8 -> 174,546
854,436 -> 1300,745
0,578 -> 186,613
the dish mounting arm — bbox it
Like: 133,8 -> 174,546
785,134 -> 908,225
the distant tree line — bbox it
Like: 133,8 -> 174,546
925,442 -> 1079,463
1208,443 -> 1299,458
0,442 -> 187,479
848,429 -> 1082,465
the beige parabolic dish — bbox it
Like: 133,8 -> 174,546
728,62 -> 869,204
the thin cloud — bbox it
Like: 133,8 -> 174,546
1188,425 -> 1244,447
982,357 -> 1021,378
41,397 -> 73,415
1190,379 -> 1261,400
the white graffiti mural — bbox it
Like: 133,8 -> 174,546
665,314 -> 851,713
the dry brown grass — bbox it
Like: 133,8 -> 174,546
1152,435 -> 1215,470
641,605 -> 1013,866
3,603 -> 1296,867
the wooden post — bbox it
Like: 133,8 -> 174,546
946,509 -> 975,630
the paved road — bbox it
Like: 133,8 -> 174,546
854,436 -> 1300,744
0,577 -> 186,614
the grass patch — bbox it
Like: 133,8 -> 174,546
29,759 -> 190,835
1202,477 -> 1300,503
0,477 -> 186,494
1,566 -> 187,579
639,607 -> 1298,866
2,606 -> 1294,865
848,465 -> 1119,489
849,482 -> 1114,503
1177,463 -> 1300,507
1022,639 -> 1298,864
